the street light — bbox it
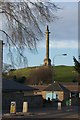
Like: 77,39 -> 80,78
53,53 -> 67,80
52,53 -> 67,101
53,54 -> 67,66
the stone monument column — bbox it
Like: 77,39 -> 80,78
44,25 -> 51,66
46,25 -> 50,60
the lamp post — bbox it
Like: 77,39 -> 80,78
52,53 -> 67,101
53,54 -> 67,66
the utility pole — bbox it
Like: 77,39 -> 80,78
0,40 -> 3,117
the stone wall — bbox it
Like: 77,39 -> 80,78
24,91 -> 34,96
2,92 -> 24,113
42,91 -> 64,101
24,95 -> 43,108
2,93 -> 43,113
54,91 -> 64,101
41,91 -> 46,99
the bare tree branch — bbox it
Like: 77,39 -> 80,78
0,0 -> 60,67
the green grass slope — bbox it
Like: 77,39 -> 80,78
54,66 -> 77,82
5,66 -> 77,83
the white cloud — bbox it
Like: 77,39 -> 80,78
38,40 -> 78,49
50,40 -> 78,49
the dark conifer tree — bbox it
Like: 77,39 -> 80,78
73,56 -> 80,74
73,56 -> 80,84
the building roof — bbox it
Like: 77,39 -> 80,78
62,85 -> 79,92
30,82 -> 70,92
44,81 -> 70,92
60,82 -> 80,92
2,79 -> 38,92
29,85 -> 48,91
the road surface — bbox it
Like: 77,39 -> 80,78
2,106 -> 80,119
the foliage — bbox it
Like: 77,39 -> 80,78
73,56 -> 80,83
13,75 -> 26,84
28,66 -> 53,84
73,56 -> 80,74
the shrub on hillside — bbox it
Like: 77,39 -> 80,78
28,66 -> 53,85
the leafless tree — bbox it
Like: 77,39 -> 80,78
28,66 -> 53,85
3,63 -> 13,73
0,0 -> 59,67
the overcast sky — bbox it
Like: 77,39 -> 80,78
38,2 -> 78,48
2,1 -> 78,68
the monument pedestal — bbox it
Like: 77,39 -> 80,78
44,58 -> 51,66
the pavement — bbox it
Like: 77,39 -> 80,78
1,106 -> 80,119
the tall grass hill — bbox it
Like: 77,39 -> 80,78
3,65 -> 78,85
